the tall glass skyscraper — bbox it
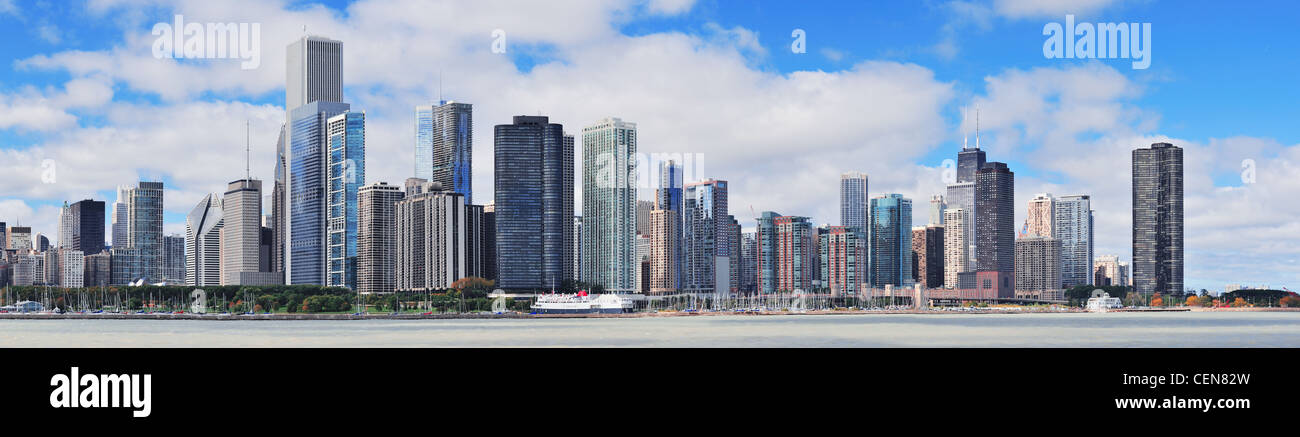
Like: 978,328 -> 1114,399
683,179 -> 728,292
840,172 -> 868,230
127,181 -> 164,284
68,199 -> 105,256
493,116 -> 574,290
326,111 -> 365,289
282,35 -> 343,285
1132,142 -> 1183,296
869,194 -> 912,287
415,101 -> 474,203
289,101 -> 351,285
185,193 -> 223,286
582,117 -> 638,292
756,211 -> 782,294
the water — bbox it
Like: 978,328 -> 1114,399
1,312 -> 1297,347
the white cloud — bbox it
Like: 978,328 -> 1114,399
643,0 -> 695,15
992,0 -> 1122,19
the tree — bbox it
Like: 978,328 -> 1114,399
1185,295 -> 1200,307
1231,297 -> 1249,308
1150,293 -> 1163,307
1280,295 -> 1300,308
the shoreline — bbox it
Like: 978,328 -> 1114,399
3,307 -> 1290,321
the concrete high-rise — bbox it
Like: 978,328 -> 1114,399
1055,194 -> 1094,288
975,162 -> 1014,297
869,194 -> 912,287
912,225 -> 944,288
775,215 -> 814,292
683,179 -> 729,293
840,172 -> 869,230
286,36 -> 343,112
185,194 -> 223,287
326,111 -> 366,289
396,183 -> 470,292
821,226 -> 866,296
222,179 -> 278,285
1015,236 -> 1062,300
493,116 -> 573,290
929,195 -> 945,226
945,181 -> 976,269
111,186 -> 129,249
740,231 -> 757,294
581,117 -> 638,292
1095,255 -> 1129,287
755,211 -> 782,294
163,234 -> 185,284
1132,142 -> 1183,296
358,182 -> 403,294
1025,193 -> 1054,238
648,208 -> 680,294
942,208 -> 968,288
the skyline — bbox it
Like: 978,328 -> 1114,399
0,0 -> 1296,291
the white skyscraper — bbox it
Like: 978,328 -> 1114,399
112,185 -> 130,249
186,194 -> 223,287
222,179 -> 276,285
840,172 -> 869,230
942,208 -> 968,289
1055,195 -> 1094,288
581,117 -> 638,292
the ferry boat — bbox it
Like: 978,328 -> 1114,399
531,291 -> 634,314
1086,292 -> 1123,312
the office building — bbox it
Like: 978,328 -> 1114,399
929,195 -> 945,226
325,111 -> 366,289
112,185 -> 130,249
945,181 -> 976,269
1025,193 -> 1054,238
775,215 -> 814,292
288,100 -> 352,285
396,183 -> 470,292
126,181 -> 164,283
756,211 -> 782,294
1094,255 -> 1130,287
648,208 -> 680,294
739,231 -> 757,294
163,234 -> 185,284
222,179 -> 277,285
84,250 -> 111,287
821,226 -> 866,296
870,194 -> 912,288
185,194 -> 223,287
942,208 -> 968,288
912,225 -> 944,288
66,199 -> 106,257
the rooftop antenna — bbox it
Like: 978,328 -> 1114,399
439,68 -> 443,102
962,106 -> 969,150
245,120 -> 251,180
975,107 -> 981,149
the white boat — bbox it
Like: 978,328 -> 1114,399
1086,292 -> 1123,312
531,291 -> 634,314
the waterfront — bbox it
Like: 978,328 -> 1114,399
1,311 -> 1297,347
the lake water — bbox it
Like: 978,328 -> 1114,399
1,312 -> 1297,347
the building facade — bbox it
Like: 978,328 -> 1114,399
683,179 -> 729,293
840,172 -> 869,230
1015,236 -> 1062,300
326,111 -> 366,289
396,184 -> 470,292
185,194 -> 223,287
288,101 -> 351,285
1132,142 -> 1184,296
775,215 -> 814,292
912,225 -> 944,288
869,194 -> 912,288
975,162 -> 1014,297
415,101 -> 474,202
942,208 -> 968,288
821,226 -> 866,296
357,182 -> 403,294
493,116 -> 573,290
581,117 -> 638,292
1055,194 -> 1094,288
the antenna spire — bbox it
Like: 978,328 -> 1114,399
962,106 -> 969,150
245,120 -> 251,180
975,107 -> 981,149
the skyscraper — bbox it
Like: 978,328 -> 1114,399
67,199 -> 106,256
326,111 -> 366,289
358,181 -> 403,294
288,101 -> 351,285
185,194 -> 223,287
272,124 -> 287,275
493,116 -> 573,290
654,160 -> 684,290
912,225 -> 944,288
572,215 -> 583,283
821,226 -> 866,296
775,215 -> 814,292
582,117 -> 638,292
683,179 -> 729,293
740,231 -> 757,294
945,181 -> 976,269
840,172 -> 869,230
756,211 -> 782,294
648,209 -> 680,294
975,162 -> 1014,298
222,179 -> 276,285
283,35 -> 344,286
929,195 -> 945,226
7,226 -> 32,251
869,194 -> 912,288
396,183 -> 470,292
942,208 -> 968,288
111,186 -> 129,249
58,202 -> 74,249
163,234 -> 185,284
1015,236 -> 1062,300
1055,194 -> 1094,288
481,203 -> 497,282
415,101 -> 474,203
1132,142 -> 1183,296
1025,193 -> 1054,238
126,181 -> 164,283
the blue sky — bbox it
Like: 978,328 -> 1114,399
0,0 -> 1296,292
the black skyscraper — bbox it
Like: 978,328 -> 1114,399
493,116 -> 574,290
1132,142 -> 1184,296
975,162 -> 1014,296
69,199 -> 106,255
957,147 -> 986,184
